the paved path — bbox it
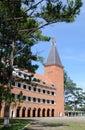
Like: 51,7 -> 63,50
26,116 -> 85,130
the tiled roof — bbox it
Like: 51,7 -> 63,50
34,73 -> 55,89
13,67 -> 55,89
45,41 -> 63,67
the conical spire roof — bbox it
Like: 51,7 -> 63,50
45,38 -> 63,67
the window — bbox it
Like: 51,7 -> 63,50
23,84 -> 26,89
43,90 -> 45,94
12,81 -> 15,86
18,83 -> 21,88
43,99 -> 45,103
33,98 -> 36,102
51,100 -> 54,104
47,91 -> 50,94
51,84 -> 54,87
28,86 -> 31,90
47,100 -> 50,104
33,87 -> 36,92
38,88 -> 41,93
28,97 -> 31,101
23,96 -> 26,100
43,82 -> 45,84
38,98 -> 41,103
51,92 -> 55,95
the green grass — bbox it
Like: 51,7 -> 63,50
43,122 -> 85,130
0,119 -> 30,130
0,118 -> 85,130
63,122 -> 85,130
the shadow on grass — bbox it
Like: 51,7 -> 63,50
0,119 -> 69,130
43,122 -> 69,127
25,122 -> 69,130
0,118 -> 30,130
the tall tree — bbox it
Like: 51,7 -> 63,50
0,0 -> 82,127
64,71 -> 85,111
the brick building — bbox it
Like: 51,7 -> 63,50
0,40 -> 64,118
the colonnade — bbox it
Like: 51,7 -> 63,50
15,107 -> 55,117
65,111 -> 85,117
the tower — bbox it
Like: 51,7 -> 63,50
44,38 -> 64,116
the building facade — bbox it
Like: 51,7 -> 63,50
0,41 -> 64,118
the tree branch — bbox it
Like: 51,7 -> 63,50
24,0 -> 44,13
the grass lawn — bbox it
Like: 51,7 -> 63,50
0,118 -> 30,130
0,118 -> 85,130
42,122 -> 85,130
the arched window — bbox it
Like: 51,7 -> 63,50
42,109 -> 45,117
27,108 -> 31,117
37,108 -> 41,117
51,109 -> 54,117
16,107 -> 21,117
22,107 -> 26,117
47,109 -> 50,117
33,108 -> 36,117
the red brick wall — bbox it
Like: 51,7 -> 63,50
44,65 -> 64,116
0,64 -> 64,118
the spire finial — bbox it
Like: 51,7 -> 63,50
52,37 -> 56,46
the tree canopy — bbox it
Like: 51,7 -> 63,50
64,71 -> 85,111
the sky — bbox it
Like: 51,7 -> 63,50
32,0 -> 85,90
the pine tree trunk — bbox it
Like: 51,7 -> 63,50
4,81 -> 11,127
4,102 -> 10,127
4,40 -> 15,127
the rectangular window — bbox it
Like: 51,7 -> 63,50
23,96 -> 26,100
18,83 -> 21,88
12,81 -> 15,86
43,90 -> 45,93
33,98 -> 36,102
47,91 -> 50,94
33,87 -> 36,92
51,92 -> 54,95
28,97 -> 31,101
23,84 -> 26,89
28,86 -> 31,90
43,99 -> 45,103
38,98 -> 41,103
47,100 -> 50,104
51,100 -> 54,104
38,88 -> 41,93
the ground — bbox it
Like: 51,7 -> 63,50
26,116 -> 85,130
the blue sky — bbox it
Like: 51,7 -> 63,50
32,0 -> 85,90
